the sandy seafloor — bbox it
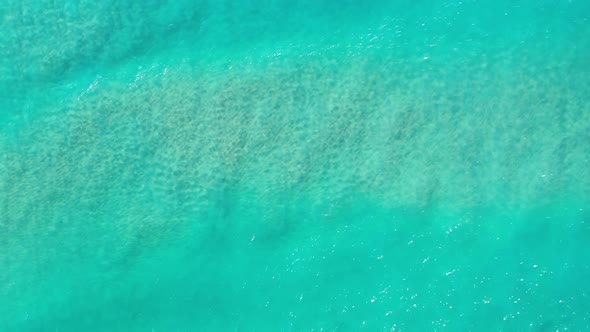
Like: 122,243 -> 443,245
1,0 -> 589,331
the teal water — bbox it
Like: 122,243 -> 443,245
1,0 -> 589,331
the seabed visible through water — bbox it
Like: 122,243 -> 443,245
0,1 -> 589,331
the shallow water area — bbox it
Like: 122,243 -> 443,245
1,0 -> 589,331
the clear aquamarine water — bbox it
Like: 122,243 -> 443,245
1,1 -> 589,331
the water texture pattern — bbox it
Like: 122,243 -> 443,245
1,1 -> 589,331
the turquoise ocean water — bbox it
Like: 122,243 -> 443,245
1,1 -> 589,330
